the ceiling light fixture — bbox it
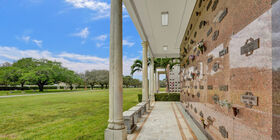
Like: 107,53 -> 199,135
161,12 -> 168,26
163,45 -> 168,51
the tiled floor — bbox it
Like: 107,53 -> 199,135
128,102 -> 200,140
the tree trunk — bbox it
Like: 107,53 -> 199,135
90,84 -> 94,90
165,68 -> 170,93
38,83 -> 44,92
21,82 -> 25,91
101,84 -> 104,89
70,85 -> 73,90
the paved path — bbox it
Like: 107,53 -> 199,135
129,102 -> 202,140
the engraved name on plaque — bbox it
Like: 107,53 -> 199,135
208,85 -> 213,90
219,85 -> 228,91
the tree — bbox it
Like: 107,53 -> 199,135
12,58 -> 37,89
96,70 -> 109,89
85,70 -> 98,89
130,60 -> 143,75
123,76 -> 134,87
0,66 -> 19,86
62,69 -> 82,90
23,59 -> 64,92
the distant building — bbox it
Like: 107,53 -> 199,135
168,65 -> 181,93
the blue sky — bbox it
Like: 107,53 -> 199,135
0,0 -> 143,79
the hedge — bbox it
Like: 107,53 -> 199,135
0,86 -> 58,91
138,93 -> 180,102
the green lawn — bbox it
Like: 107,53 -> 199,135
0,88 -> 141,140
159,87 -> 166,92
0,89 -> 90,96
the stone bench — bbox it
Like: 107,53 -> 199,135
129,106 -> 142,122
123,110 -> 137,134
136,102 -> 147,115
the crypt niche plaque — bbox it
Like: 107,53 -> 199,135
194,107 -> 197,113
200,85 -> 204,89
197,92 -> 200,97
208,85 -> 213,90
212,94 -> 219,104
219,126 -> 228,138
199,111 -> 204,117
212,0 -> 219,11
206,0 -> 212,11
212,62 -> 219,72
212,30 -> 219,41
207,56 -> 213,63
219,47 -> 228,57
241,92 -> 258,108
207,27 -> 212,37
241,38 -> 260,56
219,85 -> 228,91
218,8 -> 228,23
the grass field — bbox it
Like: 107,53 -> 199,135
0,89 -> 91,96
159,87 -> 166,92
0,88 -> 141,140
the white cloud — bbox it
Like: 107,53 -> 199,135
32,39 -> 43,47
58,52 -> 107,62
123,39 -> 134,47
95,34 -> 107,41
0,46 -> 139,77
21,36 -> 31,43
96,43 -> 104,47
72,27 -> 90,39
65,0 -> 110,20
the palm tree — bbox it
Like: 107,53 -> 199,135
130,59 -> 143,75
130,58 -> 179,92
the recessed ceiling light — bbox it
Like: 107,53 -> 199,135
161,12 -> 168,26
163,45 -> 168,51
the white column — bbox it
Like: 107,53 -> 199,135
142,41 -> 150,110
150,57 -> 155,101
156,72 -> 159,93
153,72 -> 156,93
105,0 -> 126,139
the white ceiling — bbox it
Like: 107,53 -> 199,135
124,0 -> 196,58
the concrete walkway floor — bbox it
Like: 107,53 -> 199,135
128,102 -> 208,140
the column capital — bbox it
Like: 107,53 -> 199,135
141,41 -> 148,47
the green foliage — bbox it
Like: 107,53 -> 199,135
137,93 -> 180,102
123,75 -> 141,88
0,58 -> 81,92
138,94 -> 142,102
85,70 -> 109,89
130,59 -> 143,75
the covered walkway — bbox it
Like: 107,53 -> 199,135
128,102 -> 208,140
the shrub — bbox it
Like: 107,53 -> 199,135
137,93 -> 180,102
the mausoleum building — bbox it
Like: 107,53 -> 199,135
105,0 -> 280,139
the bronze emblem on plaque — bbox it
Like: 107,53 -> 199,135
219,47 -> 228,57
241,38 -> 260,56
241,92 -> 258,108
213,62 -> 219,72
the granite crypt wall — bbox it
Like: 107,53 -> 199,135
179,0 -> 279,139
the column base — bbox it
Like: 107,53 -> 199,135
146,100 -> 151,111
104,128 -> 127,140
